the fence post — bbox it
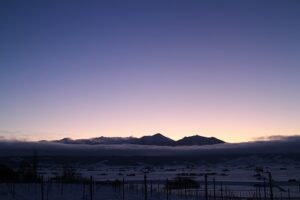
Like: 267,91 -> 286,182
258,184 -> 262,200
150,180 -> 153,197
267,172 -> 273,200
41,176 -> 44,200
205,174 -> 208,200
45,178 -> 48,200
60,179 -> 63,195
90,176 -> 93,200
263,178 -> 267,200
82,182 -> 86,200
144,175 -> 147,200
213,178 -> 216,200
166,178 -> 169,200
224,185 -> 228,200
122,178 -> 125,200
184,183 -> 187,199
220,182 -> 223,200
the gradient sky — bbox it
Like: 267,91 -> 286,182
1,0 -> 300,142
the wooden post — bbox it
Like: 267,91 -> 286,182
213,178 -> 216,200
258,184 -> 261,200
60,179 -> 63,195
41,176 -> 44,200
263,178 -> 267,200
46,178 -> 50,200
82,182 -> 86,200
224,185 -> 227,200
144,175 -> 147,200
122,178 -> 125,200
204,174 -> 208,200
184,183 -> 187,199
45,179 -> 48,200
166,179 -> 169,200
267,172 -> 273,200
205,174 -> 208,200
221,182 -> 223,200
90,176 -> 93,200
150,180 -> 153,197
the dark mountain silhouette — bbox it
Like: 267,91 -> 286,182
52,133 -> 225,146
53,136 -> 138,145
136,133 -> 175,146
176,135 -> 225,146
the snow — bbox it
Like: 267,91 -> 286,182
1,161 -> 300,200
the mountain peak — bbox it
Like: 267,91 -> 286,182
52,133 -> 225,146
176,135 -> 225,146
138,133 -> 175,146
151,133 -> 168,138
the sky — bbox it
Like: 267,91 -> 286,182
1,0 -> 300,142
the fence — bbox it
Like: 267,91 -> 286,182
1,174 -> 300,200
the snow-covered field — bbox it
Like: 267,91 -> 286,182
1,161 -> 298,200
0,179 -> 299,200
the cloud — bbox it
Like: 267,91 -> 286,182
0,135 -> 300,158
0,129 -> 20,134
254,134 -> 300,141
0,129 -> 33,141
0,129 -> 72,141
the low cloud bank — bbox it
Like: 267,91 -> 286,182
0,135 -> 299,157
254,134 -> 300,141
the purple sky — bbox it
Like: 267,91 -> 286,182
1,0 -> 300,142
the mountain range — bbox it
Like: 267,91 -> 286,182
51,133 -> 225,146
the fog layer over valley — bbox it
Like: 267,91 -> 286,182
0,135 -> 299,158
